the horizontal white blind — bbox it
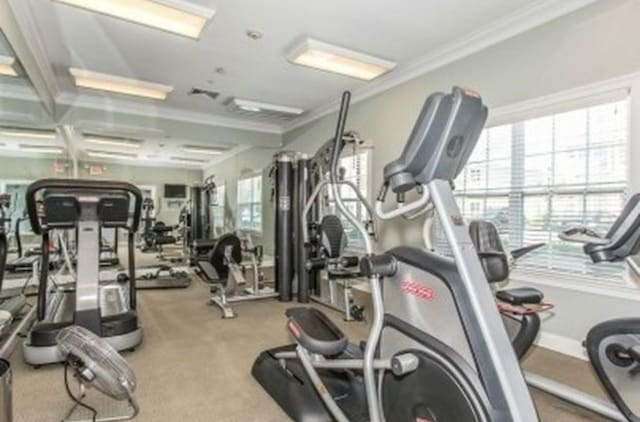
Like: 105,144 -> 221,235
436,98 -> 630,287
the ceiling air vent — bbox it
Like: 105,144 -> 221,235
189,88 -> 220,100
226,97 -> 304,121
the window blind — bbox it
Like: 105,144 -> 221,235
436,98 -> 630,287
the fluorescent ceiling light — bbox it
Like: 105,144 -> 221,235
170,156 -> 207,165
87,150 -> 137,160
232,98 -> 304,116
19,145 -> 64,154
70,68 -> 173,100
182,145 -> 224,155
84,135 -> 141,149
287,38 -> 396,81
0,55 -> 17,77
54,0 -> 215,39
0,128 -> 57,139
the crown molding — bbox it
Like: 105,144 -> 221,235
56,91 -> 284,135
282,0 -> 599,133
203,144 -> 254,174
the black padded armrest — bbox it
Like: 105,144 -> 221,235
559,227 -> 608,245
511,243 -> 546,260
496,287 -> 544,305
286,307 -> 348,356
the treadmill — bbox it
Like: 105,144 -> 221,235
23,178 -> 143,366
5,215 -> 60,273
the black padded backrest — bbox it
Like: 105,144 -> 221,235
208,233 -> 242,278
585,193 -> 640,262
468,220 -> 509,283
320,215 -> 346,259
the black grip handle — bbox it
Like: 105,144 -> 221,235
360,253 -> 397,278
26,178 -> 143,234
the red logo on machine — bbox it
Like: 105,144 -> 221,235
400,281 -> 435,301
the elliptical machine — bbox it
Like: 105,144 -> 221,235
252,87 -> 537,421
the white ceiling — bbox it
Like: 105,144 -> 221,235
0,0 -> 596,168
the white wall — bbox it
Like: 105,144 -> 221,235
205,0 -> 640,347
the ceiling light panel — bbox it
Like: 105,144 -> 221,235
0,55 -> 17,77
87,150 -> 137,160
170,156 -> 207,165
182,145 -> 225,155
54,0 -> 215,39
84,134 -> 142,149
19,144 -> 65,154
70,68 -> 173,100
0,128 -> 57,139
287,38 -> 396,81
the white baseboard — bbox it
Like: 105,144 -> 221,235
535,331 -> 588,361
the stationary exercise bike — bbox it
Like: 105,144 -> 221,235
252,87 -> 538,422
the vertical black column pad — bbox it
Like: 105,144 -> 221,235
275,153 -> 294,301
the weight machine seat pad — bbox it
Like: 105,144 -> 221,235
320,215 -> 347,259
496,287 -> 543,305
285,307 -> 348,356
468,220 -> 510,283
197,260 -> 220,281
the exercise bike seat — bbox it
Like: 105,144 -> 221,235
285,307 -> 348,356
496,287 -> 544,305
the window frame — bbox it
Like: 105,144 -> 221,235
455,76 -> 640,299
212,183 -> 226,232
236,173 -> 263,234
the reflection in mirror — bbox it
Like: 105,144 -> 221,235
0,29 -> 72,285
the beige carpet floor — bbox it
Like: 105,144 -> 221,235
9,261 -> 613,421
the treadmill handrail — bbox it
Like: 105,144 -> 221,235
26,178 -> 143,234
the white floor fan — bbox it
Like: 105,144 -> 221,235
57,326 -> 139,422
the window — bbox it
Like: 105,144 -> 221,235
212,184 -> 225,231
328,149 -> 371,250
237,175 -> 262,232
438,97 -> 630,288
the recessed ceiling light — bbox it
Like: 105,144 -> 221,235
19,145 -> 65,154
54,0 -> 215,39
231,98 -> 304,116
84,134 -> 141,149
0,55 -> 18,77
87,150 -> 137,160
70,68 -> 173,100
182,145 -> 225,155
0,128 -> 57,139
170,156 -> 207,165
287,38 -> 396,81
